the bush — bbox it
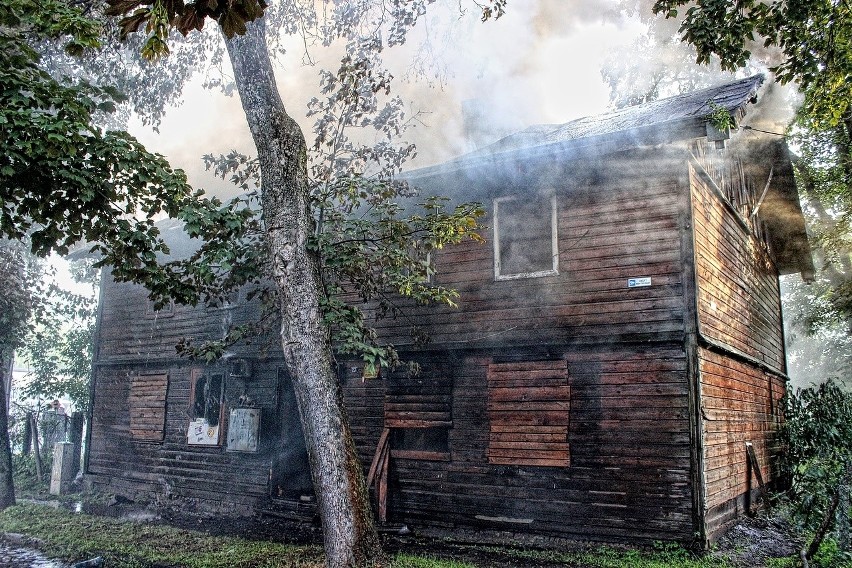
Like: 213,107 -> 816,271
780,379 -> 852,563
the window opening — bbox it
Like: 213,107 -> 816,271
187,369 -> 225,446
494,195 -> 558,280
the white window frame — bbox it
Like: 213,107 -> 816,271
493,195 -> 559,280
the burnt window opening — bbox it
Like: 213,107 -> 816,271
390,426 -> 450,461
401,249 -> 434,284
187,369 -> 226,446
192,371 -> 224,426
494,195 -> 558,280
144,298 -> 175,318
383,374 -> 453,461
210,288 -> 241,310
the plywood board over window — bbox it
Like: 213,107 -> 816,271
487,360 -> 570,467
129,373 -> 168,442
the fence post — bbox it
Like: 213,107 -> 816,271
69,412 -> 84,476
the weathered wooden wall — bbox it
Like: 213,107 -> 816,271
87,359 -> 310,514
689,159 -> 786,541
340,344 -> 693,543
87,146 -> 793,546
95,274 -> 272,365
334,152 -> 699,543
366,152 -> 690,352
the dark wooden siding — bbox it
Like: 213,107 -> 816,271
357,155 -> 689,352
89,150 -> 698,543
338,343 -> 694,543
88,360 -> 303,513
95,277 -> 272,364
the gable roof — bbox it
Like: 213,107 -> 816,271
408,75 -> 765,180
468,74 -> 764,158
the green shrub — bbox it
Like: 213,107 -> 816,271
780,379 -> 852,563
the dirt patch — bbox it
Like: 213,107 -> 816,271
711,513 -> 803,567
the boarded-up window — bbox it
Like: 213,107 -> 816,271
384,376 -> 451,460
494,196 -> 558,279
129,373 -> 168,442
487,360 -> 570,467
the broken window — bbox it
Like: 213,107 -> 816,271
129,373 -> 168,442
187,369 -> 225,446
390,426 -> 449,457
487,359 -> 570,467
493,195 -> 558,280
384,375 -> 452,461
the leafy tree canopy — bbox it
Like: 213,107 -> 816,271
647,1 -> 852,373
652,0 -> 852,128
1,0 -> 258,305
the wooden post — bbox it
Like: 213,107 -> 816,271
745,442 -> 767,515
69,412 -> 84,476
367,428 -> 391,524
30,414 -> 43,482
838,460 -> 852,552
22,412 -> 32,456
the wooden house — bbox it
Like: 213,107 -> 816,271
84,75 -> 813,546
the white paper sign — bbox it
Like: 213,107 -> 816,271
187,418 -> 220,446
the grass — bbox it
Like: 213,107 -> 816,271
0,501 -> 829,568
471,541 -> 732,568
0,503 -> 325,568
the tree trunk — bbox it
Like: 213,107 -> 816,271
0,351 -> 16,509
223,19 -> 383,568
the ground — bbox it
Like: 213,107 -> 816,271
0,495 -> 810,567
39,499 -> 805,567
712,513 -> 803,567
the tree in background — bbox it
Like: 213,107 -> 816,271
0,0 -> 258,508
0,241 -> 40,508
781,380 -> 852,565
18,259 -> 100,413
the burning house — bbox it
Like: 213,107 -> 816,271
84,75 -> 812,546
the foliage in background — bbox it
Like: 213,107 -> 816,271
0,241 -> 40,360
18,259 -> 100,411
780,380 -> 852,565
651,0 -> 851,129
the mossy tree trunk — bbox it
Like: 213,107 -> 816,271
223,18 -> 383,568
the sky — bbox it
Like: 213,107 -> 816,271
127,1 -> 648,199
